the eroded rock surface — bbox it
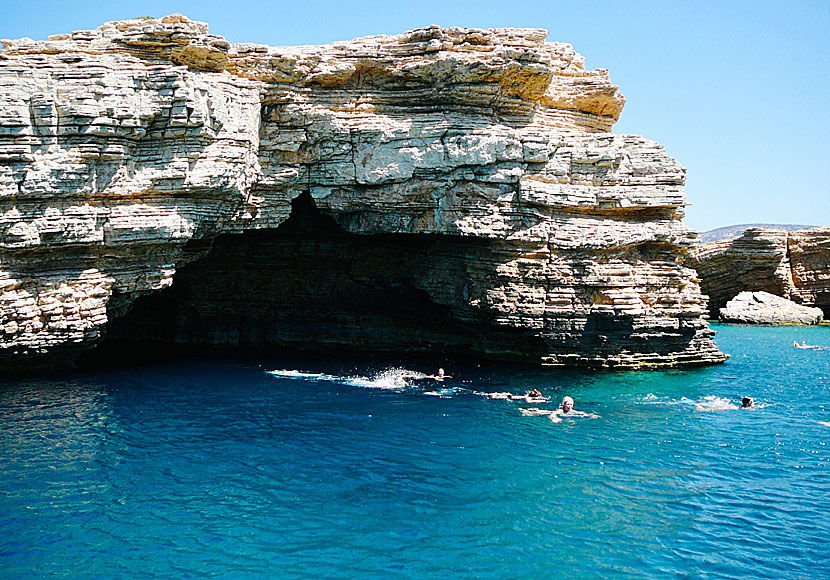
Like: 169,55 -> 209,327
720,291 -> 823,325
0,15 -> 727,371
688,227 -> 830,318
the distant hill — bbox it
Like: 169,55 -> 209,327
696,224 -> 819,244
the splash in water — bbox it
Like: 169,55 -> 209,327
693,395 -> 739,412
268,367 -> 430,391
641,393 -> 765,412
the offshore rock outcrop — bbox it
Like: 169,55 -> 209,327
0,15 -> 727,371
720,291 -> 823,325
688,227 -> 830,319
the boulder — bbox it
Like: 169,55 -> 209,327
719,291 -> 824,325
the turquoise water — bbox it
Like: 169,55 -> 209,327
1,324 -> 829,579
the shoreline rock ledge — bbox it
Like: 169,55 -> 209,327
0,15 -> 728,372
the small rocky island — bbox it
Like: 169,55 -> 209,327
0,15 -> 728,372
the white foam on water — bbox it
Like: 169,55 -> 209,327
639,393 -> 751,412
339,368 -> 415,391
267,369 -> 339,382
694,396 -> 738,412
423,387 -> 462,397
640,394 -> 696,406
519,407 -> 554,417
267,367 -> 426,391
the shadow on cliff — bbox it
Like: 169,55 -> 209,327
581,312 -> 697,357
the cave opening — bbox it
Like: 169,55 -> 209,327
89,191 -> 547,367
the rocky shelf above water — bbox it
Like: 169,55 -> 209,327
0,15 -> 728,372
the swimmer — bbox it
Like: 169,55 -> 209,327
741,397 -> 754,408
425,368 -> 450,381
548,396 -> 599,423
404,368 -> 451,381
506,389 -> 548,402
794,341 -> 823,350
484,392 -> 514,400
484,390 -> 546,402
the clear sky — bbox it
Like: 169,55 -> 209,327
4,0 -> 828,232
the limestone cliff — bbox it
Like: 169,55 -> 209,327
688,227 -> 830,318
0,15 -> 727,371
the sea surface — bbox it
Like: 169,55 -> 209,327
1,324 -> 829,579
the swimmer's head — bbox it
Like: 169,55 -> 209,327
741,397 -> 754,408
561,396 -> 574,413
437,368 -> 445,377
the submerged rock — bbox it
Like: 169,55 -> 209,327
719,291 -> 824,325
0,15 -> 727,372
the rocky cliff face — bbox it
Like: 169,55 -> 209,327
688,227 -> 830,318
0,15 -> 727,371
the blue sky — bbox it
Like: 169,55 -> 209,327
4,0 -> 828,232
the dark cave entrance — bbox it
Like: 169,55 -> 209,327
94,192 -> 546,364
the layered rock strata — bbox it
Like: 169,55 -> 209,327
0,15 -> 727,371
688,227 -> 830,318
720,291 -> 823,325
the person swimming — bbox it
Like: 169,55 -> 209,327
508,389 -> 545,400
484,390 -> 547,402
794,341 -> 825,350
741,397 -> 754,408
547,396 -> 599,423
425,368 -> 449,381
402,368 -> 451,382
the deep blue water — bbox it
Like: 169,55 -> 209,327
1,324 -> 829,579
